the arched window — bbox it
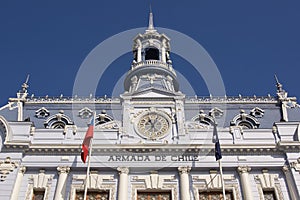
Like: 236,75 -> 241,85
230,110 -> 260,129
44,111 -> 74,129
145,48 -> 159,60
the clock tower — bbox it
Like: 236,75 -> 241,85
121,11 -> 185,143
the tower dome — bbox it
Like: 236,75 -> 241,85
124,12 -> 179,93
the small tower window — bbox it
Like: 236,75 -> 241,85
145,48 -> 159,60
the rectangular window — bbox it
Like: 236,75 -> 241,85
75,190 -> 109,200
199,191 -> 234,200
32,189 -> 45,200
263,190 -> 277,200
137,191 -> 172,200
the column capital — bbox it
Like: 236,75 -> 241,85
178,166 -> 191,174
18,166 -> 26,174
237,166 -> 251,174
57,166 -> 70,174
282,165 -> 290,173
117,167 -> 129,175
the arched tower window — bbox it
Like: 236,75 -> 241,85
145,48 -> 159,60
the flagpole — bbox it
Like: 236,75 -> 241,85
213,114 -> 226,200
83,112 -> 95,200
218,159 -> 226,200
83,138 -> 93,200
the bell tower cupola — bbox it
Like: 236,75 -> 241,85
124,11 -> 179,93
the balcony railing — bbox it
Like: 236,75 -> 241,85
131,60 -> 176,76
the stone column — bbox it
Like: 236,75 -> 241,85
161,46 -> 166,63
54,166 -> 70,200
178,166 -> 191,200
117,167 -> 129,200
238,166 -> 253,200
11,166 -> 26,200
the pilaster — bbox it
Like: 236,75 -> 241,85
282,165 -> 299,200
54,166 -> 70,200
10,166 -> 26,200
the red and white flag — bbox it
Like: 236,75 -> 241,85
81,117 -> 94,163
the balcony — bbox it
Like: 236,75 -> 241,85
131,60 -> 176,76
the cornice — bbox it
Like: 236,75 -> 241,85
18,95 -> 279,104
25,97 -> 121,104
185,96 -> 278,104
3,143 -> 292,155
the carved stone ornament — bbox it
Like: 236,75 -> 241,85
209,107 -> 224,118
132,171 -> 175,189
0,157 -> 18,181
78,107 -> 93,119
35,107 -> 50,118
96,121 -> 120,129
250,107 -> 265,118
192,170 -> 239,200
192,170 -> 235,189
70,172 -> 116,200
25,169 -> 53,200
117,167 -> 129,174
290,157 -> 300,172
57,166 -> 70,174
237,166 -> 251,174
178,166 -> 191,174
255,169 -> 284,200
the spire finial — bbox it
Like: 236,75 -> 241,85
22,74 -> 30,92
147,6 -> 155,31
274,74 -> 283,93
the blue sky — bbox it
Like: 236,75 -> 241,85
0,1 -> 300,105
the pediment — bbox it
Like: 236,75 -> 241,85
122,88 -> 184,99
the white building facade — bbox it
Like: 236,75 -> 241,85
0,12 -> 300,200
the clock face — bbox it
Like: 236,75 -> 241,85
137,112 -> 170,139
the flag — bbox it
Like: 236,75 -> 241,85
214,123 -> 222,161
81,116 -> 94,163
